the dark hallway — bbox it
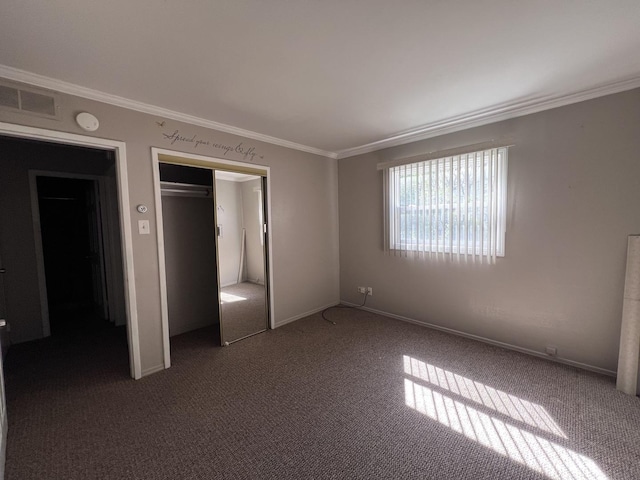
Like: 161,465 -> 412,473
0,136 -> 131,386
37,176 -> 106,335
0,135 -> 127,341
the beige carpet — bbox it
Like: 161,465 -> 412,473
4,307 -> 640,479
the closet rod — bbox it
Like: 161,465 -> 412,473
160,181 -> 212,196
161,188 -> 211,196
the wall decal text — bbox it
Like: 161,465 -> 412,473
161,129 -> 264,162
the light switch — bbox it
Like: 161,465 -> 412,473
138,220 -> 150,235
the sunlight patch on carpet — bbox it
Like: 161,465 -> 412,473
403,355 -> 565,437
220,292 -> 247,304
403,356 -> 607,480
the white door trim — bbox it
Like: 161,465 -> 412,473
151,147 -> 275,369
0,122 -> 142,379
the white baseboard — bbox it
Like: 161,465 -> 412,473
141,364 -> 166,378
221,280 -> 265,288
341,301 -> 616,377
274,301 -> 338,328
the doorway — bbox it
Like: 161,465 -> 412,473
0,122 -> 139,472
34,176 -> 111,334
0,123 -> 140,378
151,148 -> 274,366
0,138 -> 126,348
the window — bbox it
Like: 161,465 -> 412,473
383,147 -> 508,262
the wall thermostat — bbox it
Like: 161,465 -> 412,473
136,204 -> 148,213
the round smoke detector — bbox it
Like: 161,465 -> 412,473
76,112 -> 100,132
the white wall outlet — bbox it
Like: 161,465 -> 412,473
138,219 -> 150,235
357,286 -> 366,294
367,287 -> 373,296
545,346 -> 557,356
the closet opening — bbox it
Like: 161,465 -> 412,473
152,148 -> 272,368
159,163 -> 220,344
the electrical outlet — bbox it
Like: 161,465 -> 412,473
367,287 -> 373,296
545,346 -> 557,356
357,286 -> 366,294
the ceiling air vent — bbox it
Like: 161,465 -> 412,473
0,82 -> 60,119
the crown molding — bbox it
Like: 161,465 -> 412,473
335,75 -> 640,159
0,64 -> 338,159
3,64 -> 639,161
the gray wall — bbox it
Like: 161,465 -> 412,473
338,88 -> 640,373
161,195 -> 218,336
0,82 -> 340,376
215,179 -> 244,287
216,177 -> 265,286
241,178 -> 265,284
0,138 -> 119,343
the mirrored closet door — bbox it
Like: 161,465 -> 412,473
159,161 -> 269,348
213,171 -> 268,345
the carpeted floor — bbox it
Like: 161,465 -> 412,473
4,307 -> 640,479
220,282 -> 267,343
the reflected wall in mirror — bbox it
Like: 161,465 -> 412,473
215,171 -> 268,344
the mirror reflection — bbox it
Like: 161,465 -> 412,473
215,171 -> 267,344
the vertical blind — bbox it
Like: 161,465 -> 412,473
384,147 -> 508,263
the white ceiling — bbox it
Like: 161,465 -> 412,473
1,1 -> 639,158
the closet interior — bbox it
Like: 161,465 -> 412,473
159,162 -> 269,346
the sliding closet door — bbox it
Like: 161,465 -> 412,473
214,171 -> 268,345
158,160 -> 270,348
159,164 -> 220,338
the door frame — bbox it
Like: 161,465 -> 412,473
151,147 -> 275,368
28,171 -> 116,336
0,121 -> 142,379
0,248 -> 8,480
